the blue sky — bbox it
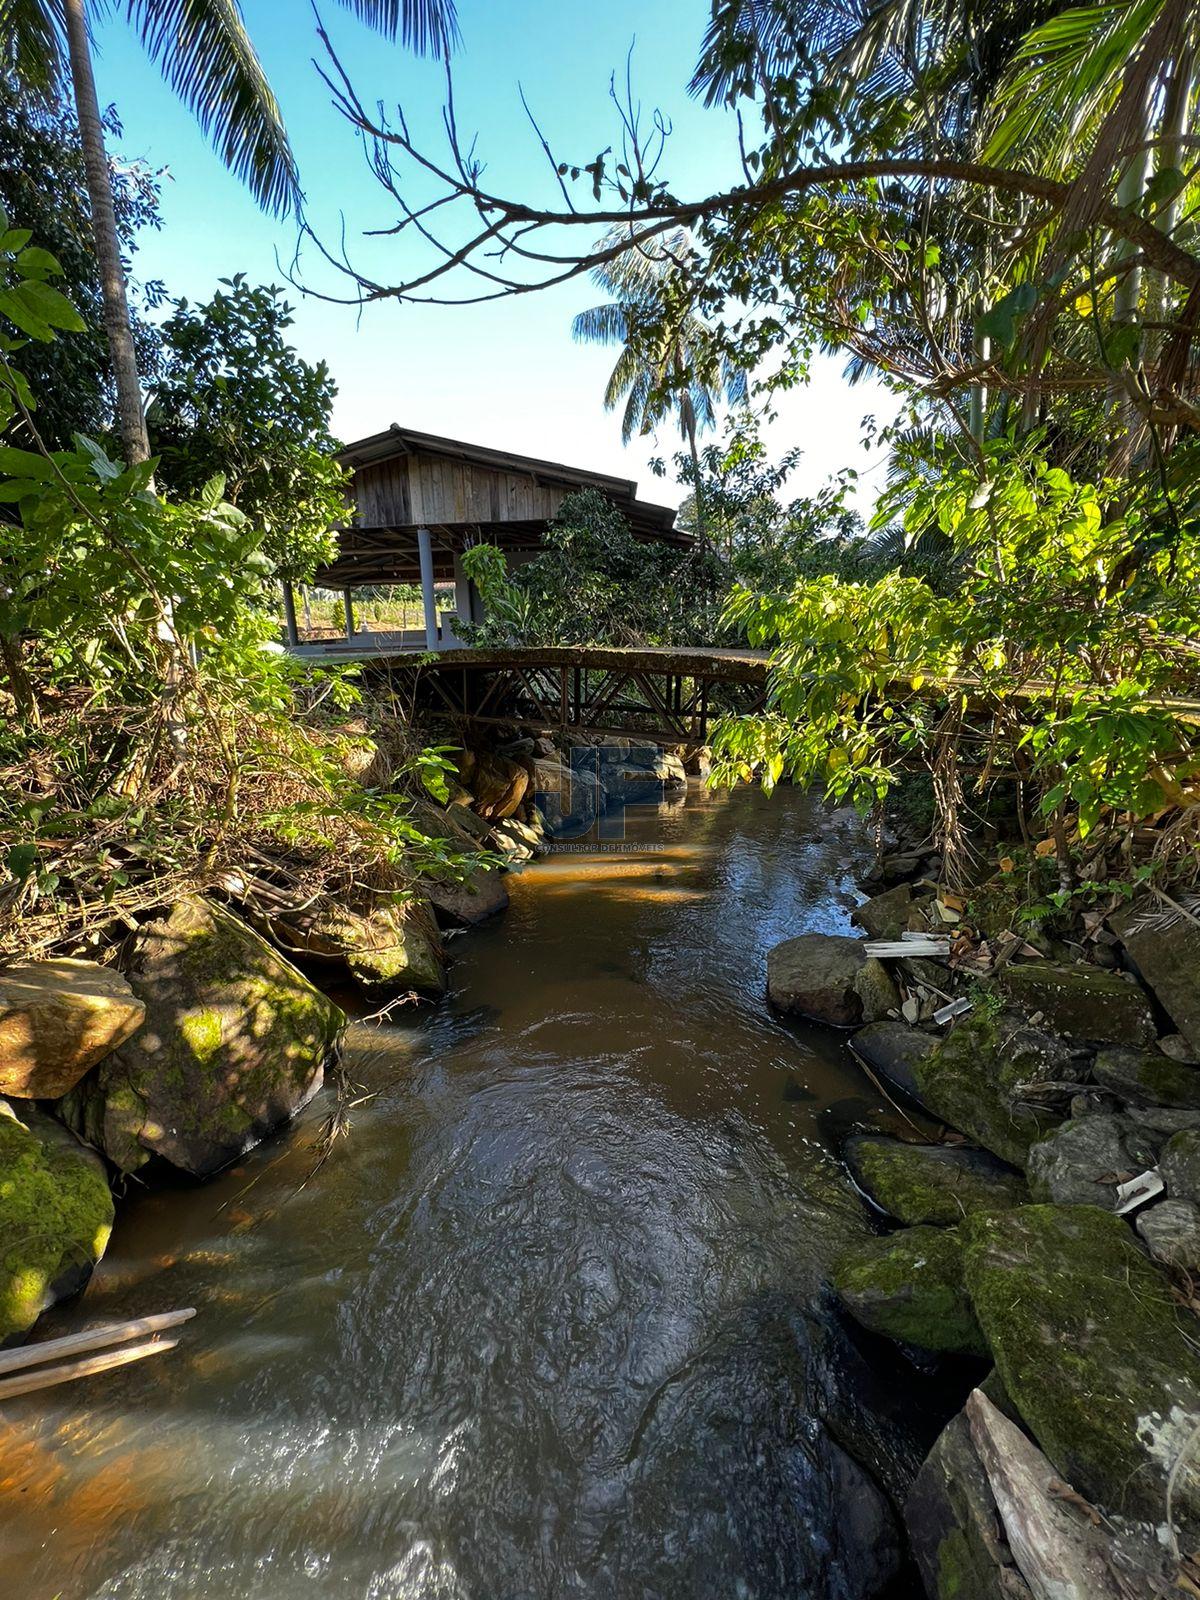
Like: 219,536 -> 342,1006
91,0 -> 897,511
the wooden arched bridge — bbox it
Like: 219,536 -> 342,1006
307,644 -> 770,746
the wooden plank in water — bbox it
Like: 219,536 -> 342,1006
0,1308 -> 196,1377
0,1337 -> 179,1402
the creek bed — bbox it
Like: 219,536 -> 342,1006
0,783 -> 935,1599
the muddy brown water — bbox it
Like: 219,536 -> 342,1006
0,783 -> 934,1599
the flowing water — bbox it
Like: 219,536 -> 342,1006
0,784 -> 935,1600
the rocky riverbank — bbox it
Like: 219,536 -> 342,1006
767,860 -> 1200,1598
0,731 -> 692,1344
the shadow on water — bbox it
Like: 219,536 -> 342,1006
0,784 -> 938,1599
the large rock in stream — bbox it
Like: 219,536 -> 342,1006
0,1098 -> 113,1342
273,896 -> 446,999
833,1225 -> 987,1357
912,1010 -> 1067,1167
845,1135 -> 1026,1226
962,1204 -> 1200,1536
60,897 -> 343,1177
767,933 -> 899,1027
0,958 -> 145,1098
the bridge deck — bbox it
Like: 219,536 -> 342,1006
289,640 -> 770,682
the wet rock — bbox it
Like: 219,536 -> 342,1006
683,746 -> 711,778
844,1135 -> 1026,1226
532,756 -> 605,832
1159,1128 -> 1200,1200
1092,1045 -> 1200,1109
767,934 -> 899,1028
913,1011 -> 1064,1168
849,1020 -> 938,1099
997,962 -> 1155,1047
851,884 -> 914,941
0,1098 -> 113,1342
274,897 -> 446,1000
1026,1114 -> 1160,1210
60,897 -> 343,1177
833,1225 -> 986,1356
1112,901 -> 1200,1057
456,750 -> 529,820
617,1296 -> 903,1600
906,1408 -> 1033,1600
423,865 -> 509,929
0,958 -> 145,1099
1136,1199 -> 1200,1270
962,1204 -> 1200,1535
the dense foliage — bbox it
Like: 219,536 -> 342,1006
460,488 -> 728,648
151,277 -> 346,581
0,222 -> 471,958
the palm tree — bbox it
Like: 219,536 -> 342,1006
572,227 -> 748,550
0,0 -> 458,465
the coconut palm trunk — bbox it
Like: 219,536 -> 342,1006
62,0 -> 150,466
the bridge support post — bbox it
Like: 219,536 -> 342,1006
280,580 -> 299,647
418,527 -> 438,650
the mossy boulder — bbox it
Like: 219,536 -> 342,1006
913,1010 -> 1064,1168
0,958 -> 145,1099
962,1204 -> 1200,1534
274,896 -> 446,1000
1137,1200 -> 1200,1271
845,1135 -> 1026,1226
997,962 -> 1155,1047
1026,1113 -> 1160,1209
767,933 -> 899,1028
833,1225 -> 987,1357
0,1099 -> 113,1342
60,897 -> 343,1178
1092,1046 -> 1200,1110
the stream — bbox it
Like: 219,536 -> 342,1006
0,783 -> 937,1599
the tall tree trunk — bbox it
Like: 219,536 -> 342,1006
63,0 -> 150,466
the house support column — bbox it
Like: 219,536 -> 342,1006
343,588 -> 354,641
281,580 -> 299,647
418,526 -> 438,649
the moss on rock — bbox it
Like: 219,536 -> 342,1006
961,1204 -> 1200,1534
914,1011 -> 1061,1168
833,1225 -> 987,1356
0,1099 -> 113,1341
997,962 -> 1156,1047
845,1136 -> 1026,1226
59,897 -> 343,1178
1093,1047 -> 1200,1110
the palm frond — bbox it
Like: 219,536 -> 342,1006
333,0 -> 458,55
0,0 -> 66,92
131,0 -> 299,215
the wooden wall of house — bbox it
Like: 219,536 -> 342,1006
352,449 -> 572,527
